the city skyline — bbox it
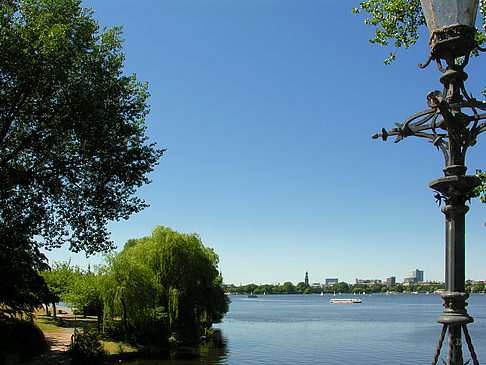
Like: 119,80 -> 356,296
226,268 -> 432,286
43,0 -> 486,285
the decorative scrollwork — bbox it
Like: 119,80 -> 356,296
372,93 -> 486,166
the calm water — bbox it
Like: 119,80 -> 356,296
124,293 -> 486,364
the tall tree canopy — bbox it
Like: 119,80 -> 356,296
0,0 -> 163,256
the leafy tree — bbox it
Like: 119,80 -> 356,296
0,0 -> 163,257
471,281 -> 485,293
41,261 -> 79,319
67,269 -> 104,331
0,233 -> 49,318
101,252 -> 163,344
296,281 -> 310,294
127,226 -> 230,343
330,282 -> 350,294
101,226 -> 229,345
352,0 -> 425,64
280,281 -> 296,294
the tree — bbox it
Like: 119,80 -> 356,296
296,281 -> 310,294
280,281 -> 296,294
128,226 -> 229,343
101,252 -> 163,344
0,233 -> 49,318
0,0 -> 163,256
101,226 -> 229,345
330,282 -> 350,294
471,281 -> 485,293
41,260 -> 81,319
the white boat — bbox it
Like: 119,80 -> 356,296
330,298 -> 362,304
320,292 -> 324,296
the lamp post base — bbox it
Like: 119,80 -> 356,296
432,323 -> 479,365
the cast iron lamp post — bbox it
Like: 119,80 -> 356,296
372,1 -> 486,364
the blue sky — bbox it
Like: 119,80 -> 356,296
44,0 -> 486,285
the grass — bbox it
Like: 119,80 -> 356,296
34,314 -> 65,334
33,309 -> 138,356
101,340 -> 138,355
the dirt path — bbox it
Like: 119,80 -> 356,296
20,309 -> 100,364
21,327 -> 73,364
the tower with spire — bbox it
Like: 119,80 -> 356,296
304,271 -> 309,285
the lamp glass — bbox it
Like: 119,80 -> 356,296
420,0 -> 479,33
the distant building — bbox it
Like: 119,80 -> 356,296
386,276 -> 396,286
403,277 -> 415,285
305,271 -> 309,285
325,278 -> 339,286
355,279 -> 382,286
409,269 -> 424,283
311,282 -> 322,288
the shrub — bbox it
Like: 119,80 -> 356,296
0,318 -> 46,360
69,329 -> 107,364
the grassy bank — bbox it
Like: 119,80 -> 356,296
33,309 -> 138,357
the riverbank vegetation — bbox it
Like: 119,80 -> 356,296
224,281 -> 480,295
0,226 -> 228,362
41,226 -> 229,350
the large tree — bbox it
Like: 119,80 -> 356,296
0,0 -> 163,256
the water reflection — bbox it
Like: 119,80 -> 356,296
118,294 -> 486,364
121,329 -> 228,365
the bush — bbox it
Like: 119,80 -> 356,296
69,329 -> 107,364
0,318 -> 46,360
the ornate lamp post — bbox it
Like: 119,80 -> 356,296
372,1 -> 486,364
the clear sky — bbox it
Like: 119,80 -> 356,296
44,0 -> 486,285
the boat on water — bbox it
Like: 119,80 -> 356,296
247,293 -> 258,298
330,298 -> 362,304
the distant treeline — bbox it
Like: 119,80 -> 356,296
223,281 -> 486,295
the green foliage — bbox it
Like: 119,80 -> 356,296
101,251 -> 163,344
352,0 -> 425,64
69,329 -> 107,365
0,230 -> 49,318
100,226 -> 229,346
0,318 -> 46,360
471,281 -> 485,293
68,271 -> 103,317
41,261 -> 77,303
330,282 -> 351,294
281,281 -> 296,294
473,169 -> 486,204
295,282 -> 310,294
0,0 -> 163,257
226,282 -> 447,295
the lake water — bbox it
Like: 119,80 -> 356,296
124,293 -> 486,364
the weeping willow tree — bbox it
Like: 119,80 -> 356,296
101,226 -> 229,345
